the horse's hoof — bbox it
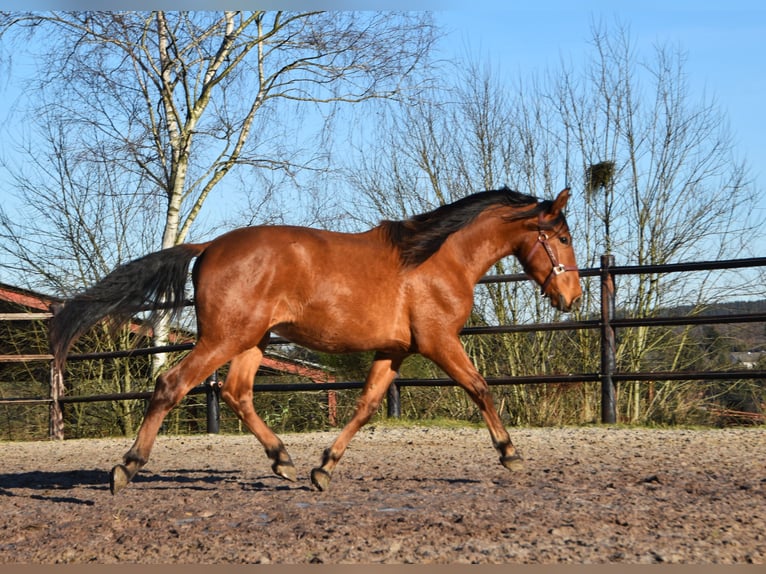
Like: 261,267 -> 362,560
110,464 -> 132,495
310,467 -> 331,492
500,454 -> 524,472
273,460 -> 297,482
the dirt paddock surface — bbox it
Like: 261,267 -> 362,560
1,425 -> 764,564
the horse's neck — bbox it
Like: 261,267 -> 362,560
444,212 -> 529,284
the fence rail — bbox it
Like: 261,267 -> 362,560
1,254 -> 765,438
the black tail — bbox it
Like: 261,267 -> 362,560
50,243 -> 208,368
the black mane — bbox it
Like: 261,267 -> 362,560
380,187 -> 561,267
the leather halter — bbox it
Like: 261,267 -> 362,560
526,218 -> 578,296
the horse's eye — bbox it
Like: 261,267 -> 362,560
559,236 -> 570,246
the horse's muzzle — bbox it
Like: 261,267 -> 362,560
555,294 -> 581,313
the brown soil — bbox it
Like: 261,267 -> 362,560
1,426 -> 764,564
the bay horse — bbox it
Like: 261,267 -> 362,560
50,187 -> 582,494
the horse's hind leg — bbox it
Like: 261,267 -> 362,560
110,341 -> 234,495
310,353 -> 403,491
220,345 -> 296,481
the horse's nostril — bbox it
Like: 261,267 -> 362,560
556,294 -> 581,313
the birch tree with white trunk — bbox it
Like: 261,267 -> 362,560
0,10 -> 437,372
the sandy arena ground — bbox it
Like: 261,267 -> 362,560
0,425 -> 764,564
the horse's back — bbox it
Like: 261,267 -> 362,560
197,224 -> 399,281
192,224 -> 413,353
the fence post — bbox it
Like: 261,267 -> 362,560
49,360 -> 65,440
48,306 -> 65,440
206,370 -> 221,434
600,254 -> 617,424
387,379 -> 401,418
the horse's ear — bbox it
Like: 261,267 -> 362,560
550,188 -> 571,216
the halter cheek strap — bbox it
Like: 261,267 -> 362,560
526,228 -> 578,296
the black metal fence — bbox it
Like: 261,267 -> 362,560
2,254 -> 765,438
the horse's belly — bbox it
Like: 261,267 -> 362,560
266,260 -> 413,353
271,318 -> 411,354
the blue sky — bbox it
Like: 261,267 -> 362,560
432,3 -> 765,219
0,3 -> 763,232
1,2 -> 763,199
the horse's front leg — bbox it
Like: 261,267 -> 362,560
420,337 -> 524,473
310,353 -> 403,491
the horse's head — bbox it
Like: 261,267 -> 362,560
518,188 -> 582,312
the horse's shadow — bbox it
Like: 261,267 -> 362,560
0,469 -> 107,505
0,468 -> 310,504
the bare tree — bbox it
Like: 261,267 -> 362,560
0,10 -> 437,371
0,117 -> 170,436
556,22 -> 758,421
342,58 -> 580,425
1,10 -> 436,252
342,23 -> 759,425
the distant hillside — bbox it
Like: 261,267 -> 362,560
661,299 -> 766,354
667,299 -> 766,317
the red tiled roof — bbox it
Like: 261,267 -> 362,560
0,284 -> 56,312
